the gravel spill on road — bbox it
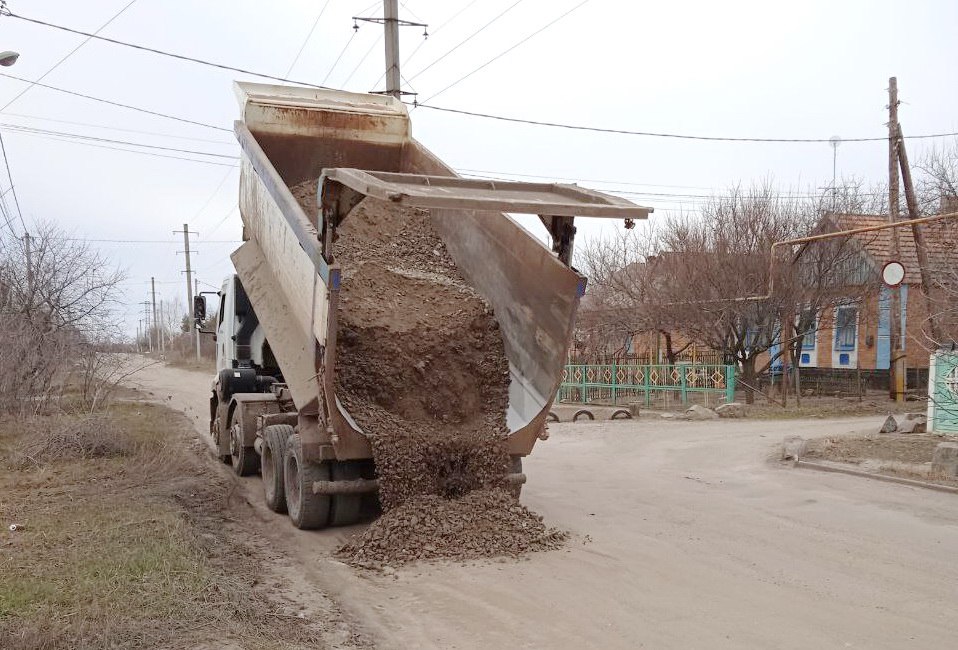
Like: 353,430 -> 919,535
292,181 -> 565,566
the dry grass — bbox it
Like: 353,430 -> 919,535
0,401 -> 326,650
804,432 -> 958,487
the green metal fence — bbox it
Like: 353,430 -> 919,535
559,364 -> 736,407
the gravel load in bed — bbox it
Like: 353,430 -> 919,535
292,180 -> 566,566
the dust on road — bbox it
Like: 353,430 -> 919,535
126,360 -> 958,650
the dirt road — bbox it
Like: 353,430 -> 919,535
126,360 -> 958,649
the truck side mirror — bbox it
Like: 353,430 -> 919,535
193,295 -> 207,321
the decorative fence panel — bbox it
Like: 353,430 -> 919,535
559,364 -> 736,409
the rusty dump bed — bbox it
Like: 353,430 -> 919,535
231,82 -> 649,461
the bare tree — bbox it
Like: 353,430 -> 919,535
0,222 -> 126,414
578,182 -> 878,403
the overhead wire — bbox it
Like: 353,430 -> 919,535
420,0 -> 591,104
406,0 -> 525,83
415,104 -> 958,143
343,32 -> 384,87
0,72 -> 230,132
2,10 -> 331,89
322,30 -> 359,86
0,0 -> 139,113
4,128 -> 237,167
284,0 -> 332,77
0,131 -> 25,233
3,112 -> 236,145
0,122 -> 237,158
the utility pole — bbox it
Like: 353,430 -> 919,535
384,0 -> 400,99
896,121 -> 941,343
137,319 -> 142,353
141,300 -> 153,353
151,277 -> 160,355
175,224 -> 201,361
23,231 -> 33,297
887,77 -> 905,402
356,2 -> 426,100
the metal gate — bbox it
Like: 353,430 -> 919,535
928,352 -> 958,433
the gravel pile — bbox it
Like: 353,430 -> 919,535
338,488 -> 567,568
292,180 -> 566,566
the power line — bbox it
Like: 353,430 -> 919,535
323,29 -> 359,86
406,0 -> 525,83
0,72 -> 230,132
192,168 -> 239,225
0,0 -> 139,112
0,130 -> 25,233
62,237 -> 239,244
285,0 -> 332,77
421,0 -> 591,103
4,112 -> 235,145
4,128 -> 237,167
343,33 -> 384,87
2,10 -> 331,89
0,122 -> 237,158
455,167 -> 714,190
414,102 -> 958,144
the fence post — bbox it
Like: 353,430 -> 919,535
580,365 -> 587,404
611,362 -> 618,404
643,365 -> 651,408
725,365 -> 735,403
680,366 -> 688,405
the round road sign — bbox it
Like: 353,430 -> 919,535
881,260 -> 906,287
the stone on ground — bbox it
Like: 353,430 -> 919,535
715,402 -> 746,418
685,404 -> 719,420
931,442 -> 958,477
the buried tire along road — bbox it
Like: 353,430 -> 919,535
125,359 -> 958,650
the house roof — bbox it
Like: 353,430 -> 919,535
831,213 -> 958,285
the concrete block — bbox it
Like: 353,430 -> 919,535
782,436 -> 807,461
715,402 -> 746,418
880,413 -> 928,434
931,442 -> 958,477
685,404 -> 719,420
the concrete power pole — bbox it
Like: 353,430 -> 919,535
23,232 -> 33,297
384,0 -> 401,99
887,77 -> 905,403
175,224 -> 201,361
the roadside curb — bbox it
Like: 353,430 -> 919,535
795,459 -> 958,495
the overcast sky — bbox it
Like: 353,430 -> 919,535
1,0 -> 956,335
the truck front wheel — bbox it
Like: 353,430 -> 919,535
284,434 -> 331,530
262,424 -> 292,513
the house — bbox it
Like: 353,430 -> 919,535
795,207 -> 958,383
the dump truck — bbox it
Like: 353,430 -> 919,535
198,82 -> 651,529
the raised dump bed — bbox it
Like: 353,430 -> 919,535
206,82 -> 651,528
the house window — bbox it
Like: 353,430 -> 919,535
799,310 -> 817,350
834,306 -> 857,351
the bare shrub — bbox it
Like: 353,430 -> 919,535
10,415 -> 137,468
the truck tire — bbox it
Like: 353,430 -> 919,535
262,424 -> 292,514
508,456 -> 523,499
329,461 -> 362,527
230,422 -> 259,477
284,434 -> 331,530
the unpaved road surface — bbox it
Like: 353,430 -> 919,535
127,360 -> 958,649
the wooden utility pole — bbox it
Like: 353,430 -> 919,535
887,77 -> 905,402
896,122 -> 941,343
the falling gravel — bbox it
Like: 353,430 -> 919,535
292,180 -> 566,566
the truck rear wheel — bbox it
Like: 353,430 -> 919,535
262,424 -> 292,513
329,461 -> 362,527
284,434 -> 331,530
230,423 -> 259,477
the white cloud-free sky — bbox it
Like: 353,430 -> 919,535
0,0 -> 956,334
